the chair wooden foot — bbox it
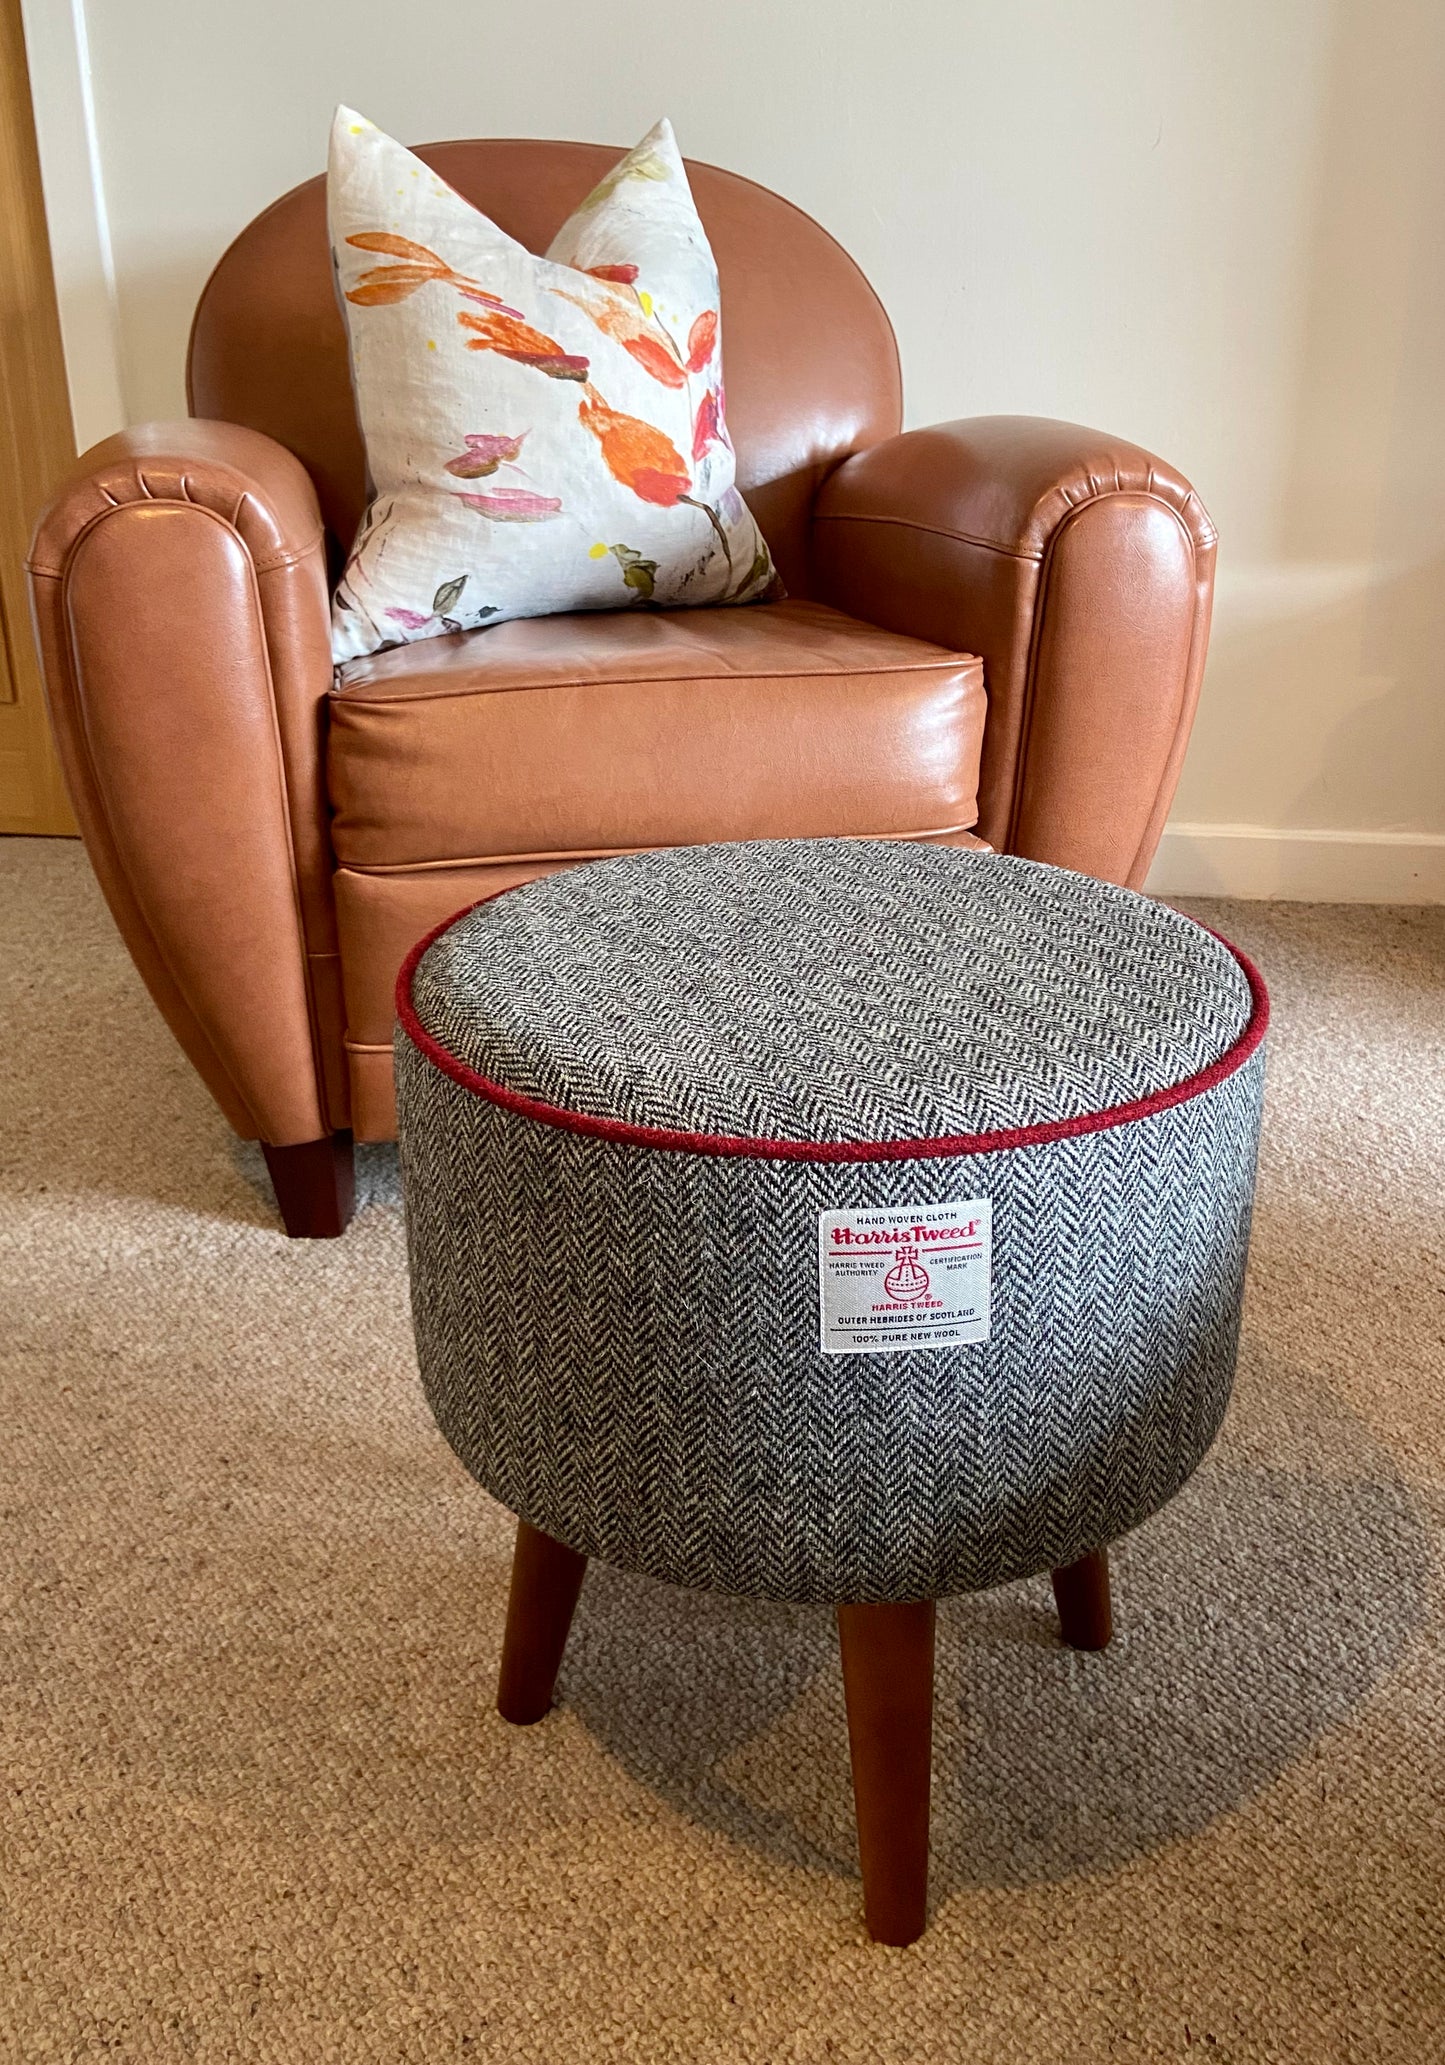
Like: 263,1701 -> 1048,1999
497,1519 -> 589,1725
1051,1546 -> 1113,1650
261,1131 -> 355,1237
836,1599 -> 935,1946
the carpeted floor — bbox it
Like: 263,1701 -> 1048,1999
2,836 -> 1442,2064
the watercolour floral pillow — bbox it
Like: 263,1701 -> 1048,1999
328,108 -> 777,664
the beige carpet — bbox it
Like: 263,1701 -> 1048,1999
2,836 -> 1443,2064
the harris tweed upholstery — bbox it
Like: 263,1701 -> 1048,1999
396,841 -> 1266,1603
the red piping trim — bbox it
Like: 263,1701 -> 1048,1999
395,889 -> 1269,1163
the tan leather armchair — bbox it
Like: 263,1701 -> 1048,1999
28,139 -> 1215,1237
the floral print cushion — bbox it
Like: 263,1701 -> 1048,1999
328,109 -> 778,664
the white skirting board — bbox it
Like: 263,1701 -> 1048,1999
1145,824 -> 1445,903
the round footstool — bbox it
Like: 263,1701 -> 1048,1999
395,839 -> 1267,1942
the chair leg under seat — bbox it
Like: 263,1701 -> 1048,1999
836,1598 -> 936,1947
1051,1547 -> 1113,1651
261,1131 -> 355,1238
497,1519 -> 589,1725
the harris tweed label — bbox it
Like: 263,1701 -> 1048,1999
818,1199 -> 992,1355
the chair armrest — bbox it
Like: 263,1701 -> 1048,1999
811,416 -> 1217,886
27,420 -> 345,1143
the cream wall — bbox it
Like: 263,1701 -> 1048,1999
27,0 -> 1445,895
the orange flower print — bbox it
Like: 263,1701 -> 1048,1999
343,233 -> 521,314
685,310 -> 718,373
585,263 -> 639,285
579,384 -> 737,583
345,269 -> 442,307
691,388 -> 727,463
578,388 -> 690,505
457,309 -> 590,381
550,286 -> 686,388
621,334 -> 688,387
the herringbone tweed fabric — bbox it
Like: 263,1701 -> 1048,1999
397,842 -> 1265,1603
407,841 -> 1255,1140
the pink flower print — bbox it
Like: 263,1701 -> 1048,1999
453,286 -> 524,315
385,607 -> 434,630
444,432 -> 530,479
458,488 -> 563,521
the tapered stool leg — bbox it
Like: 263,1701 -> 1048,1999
836,1599 -> 935,1946
497,1519 -> 588,1724
1051,1546 -> 1113,1651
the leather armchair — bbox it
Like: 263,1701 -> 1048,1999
27,138 -> 1215,1237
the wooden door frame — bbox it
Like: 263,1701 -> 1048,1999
0,0 -> 78,834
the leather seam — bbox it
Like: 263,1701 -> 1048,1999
333,823 -> 981,876
27,497 -> 324,582
247,556 -> 345,1121
813,510 -> 1046,563
249,536 -> 326,573
1007,493 -> 1202,855
332,654 -> 983,705
815,487 -> 1217,565
56,540 -> 260,1132
1123,549 -> 1215,886
1030,470 -> 1217,553
62,506 -> 330,1138
213,523 -> 332,1133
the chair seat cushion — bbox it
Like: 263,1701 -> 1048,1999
327,599 -> 984,870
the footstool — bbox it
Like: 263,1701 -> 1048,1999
395,839 -> 1267,1944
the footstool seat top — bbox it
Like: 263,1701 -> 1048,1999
399,841 -> 1264,1158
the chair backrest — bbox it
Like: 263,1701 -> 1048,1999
188,138 -> 901,594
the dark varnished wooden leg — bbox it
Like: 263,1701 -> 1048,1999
261,1131 -> 355,1238
836,1599 -> 935,1946
497,1519 -> 588,1725
1051,1547 -> 1113,1650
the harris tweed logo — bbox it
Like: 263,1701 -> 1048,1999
818,1199 -> 992,1355
883,1244 -> 931,1303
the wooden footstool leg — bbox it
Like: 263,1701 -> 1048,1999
836,1599 -> 935,1946
1051,1546 -> 1113,1651
497,1519 -> 588,1724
